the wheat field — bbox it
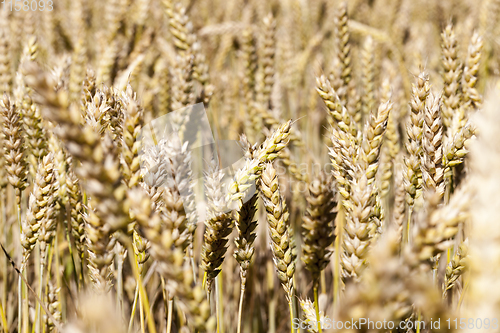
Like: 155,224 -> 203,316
0,0 -> 499,332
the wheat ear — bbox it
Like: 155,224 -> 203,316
421,92 -> 445,201
462,32 -> 483,110
259,163 -> 296,331
201,161 -> 234,292
129,188 -> 216,331
404,70 -> 429,207
441,23 -> 462,131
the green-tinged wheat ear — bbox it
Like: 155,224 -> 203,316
441,23 -> 462,131
404,70 -> 429,207
259,163 -> 295,300
128,188 -> 216,331
1,93 -> 27,205
443,122 -> 474,172
443,240 -> 468,298
132,230 -> 150,275
302,173 -> 337,284
227,120 -> 292,202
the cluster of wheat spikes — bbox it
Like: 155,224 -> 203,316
1,0 -> 500,332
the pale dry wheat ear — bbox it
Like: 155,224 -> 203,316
355,100 -> 392,236
24,63 -> 131,291
421,92 -> 445,201
317,76 -> 356,204
162,0 -> 196,112
162,0 -> 211,93
0,10 -> 11,95
301,172 -> 336,328
441,23 -> 462,132
21,193 -> 41,267
407,186 -> 470,266
357,100 -> 392,184
141,135 -> 197,257
15,37 -> 48,178
341,166 -> 375,281
170,54 -> 195,113
316,75 -> 359,140
241,27 -> 258,139
299,298 -> 327,333
0,93 -> 27,205
96,0 -> 124,85
462,32 -> 483,110
84,90 -> 111,135
378,78 -> 400,200
120,86 -> 149,277
259,162 -> 296,328
128,188 -> 216,331
69,38 -> 87,104
102,85 -> 124,145
334,1 -> 352,106
155,59 -> 171,116
121,85 -> 143,189
443,240 -> 468,299
44,281 -> 61,333
256,14 -> 276,110
360,36 -> 376,120
229,124 -> 291,332
301,173 -> 337,286
34,153 -> 58,269
21,97 -> 49,180
82,69 -> 97,111
392,165 -> 406,246
231,139 -> 259,313
201,161 -> 234,292
404,70 -> 429,208
336,231 -> 413,326
66,165 -> 86,261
